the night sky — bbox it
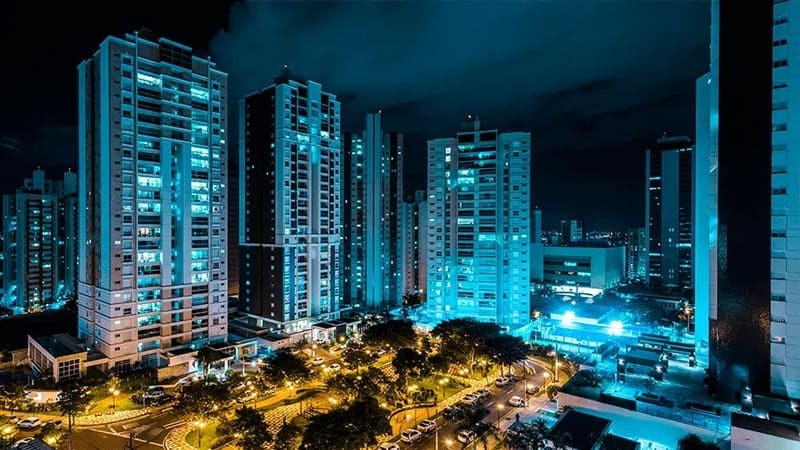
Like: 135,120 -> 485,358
0,1 -> 709,231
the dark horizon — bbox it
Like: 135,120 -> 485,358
0,1 -> 710,231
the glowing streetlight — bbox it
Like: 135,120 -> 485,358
109,388 -> 120,409
561,310 -> 575,326
608,320 -> 624,336
496,404 -> 505,426
328,396 -> 338,407
194,420 -> 206,448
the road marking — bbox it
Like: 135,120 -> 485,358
108,426 -> 117,433
164,420 -> 186,430
87,428 -> 165,447
486,401 -> 494,407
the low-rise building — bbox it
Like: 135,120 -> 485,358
533,245 -> 625,291
27,334 -> 93,383
731,412 -> 800,450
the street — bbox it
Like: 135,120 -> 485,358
70,405 -> 178,450
400,359 -> 554,450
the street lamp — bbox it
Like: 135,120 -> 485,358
496,404 -> 505,427
109,388 -> 120,409
194,420 -> 206,448
445,438 -> 453,449
438,377 -> 449,401
328,396 -> 338,408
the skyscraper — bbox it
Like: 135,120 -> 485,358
342,113 -> 403,310
771,0 -> 800,399
2,169 -> 76,312
77,32 -> 229,370
400,191 -> 427,299
239,69 -> 341,333
645,135 -> 693,291
699,0 -> 772,400
624,227 -> 647,282
426,118 -> 531,326
560,219 -> 583,245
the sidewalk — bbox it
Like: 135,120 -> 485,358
0,407 -> 149,427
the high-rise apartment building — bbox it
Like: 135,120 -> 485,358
624,227 -> 648,282
696,0 -> 772,400
239,70 -> 341,333
771,0 -> 800,399
342,113 -> 403,310
560,219 -> 583,245
400,191 -> 426,299
77,33 -> 229,370
426,118 -> 531,326
533,205 -> 543,244
645,136 -> 693,291
2,169 -> 77,312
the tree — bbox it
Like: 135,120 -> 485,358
326,371 -> 384,403
678,434 -> 720,450
342,341 -> 377,371
402,293 -> 424,309
362,320 -> 417,350
274,422 -> 303,450
432,318 -> 503,369
392,347 -> 431,384
486,334 -> 529,376
196,347 -> 225,381
505,418 -> 548,450
174,382 -> 230,423
57,381 -> 90,449
301,397 -> 391,450
0,382 -> 28,412
219,406 -> 272,450
260,350 -> 310,385
546,384 -> 559,401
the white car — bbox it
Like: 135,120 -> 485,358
376,348 -> 387,356
417,419 -> 437,433
378,443 -> 400,450
16,417 -> 41,429
400,429 -> 423,443
311,357 -> 325,366
495,376 -> 510,387
460,395 -> 479,406
475,388 -> 491,399
508,395 -> 525,407
457,430 -> 477,443
329,363 -> 341,371
14,437 -> 35,447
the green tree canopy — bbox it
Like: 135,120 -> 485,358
432,318 -> 503,368
300,397 -> 391,450
219,406 -> 272,450
174,382 -> 231,422
392,347 -> 431,382
56,381 -> 91,441
260,350 -> 311,385
678,434 -> 720,450
362,320 -> 417,349
274,422 -> 304,450
341,341 -> 377,371
486,334 -> 530,375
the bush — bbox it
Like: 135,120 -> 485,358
546,385 -> 559,401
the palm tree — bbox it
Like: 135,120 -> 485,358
196,347 -> 224,381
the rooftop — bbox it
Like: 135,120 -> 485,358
732,412 -> 800,441
31,334 -> 85,358
547,409 -> 611,450
600,434 -> 640,450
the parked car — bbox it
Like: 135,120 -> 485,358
417,419 -> 437,433
378,443 -> 400,450
329,363 -> 341,371
508,395 -> 525,407
495,376 -> 510,387
460,395 -> 479,406
151,394 -> 174,406
45,419 -> 63,427
16,417 -> 41,429
311,357 -> 325,366
400,429 -> 423,444
7,416 -> 20,423
14,437 -> 35,447
376,348 -> 387,357
442,405 -> 462,420
475,388 -> 491,399
457,430 -> 477,443
525,384 -> 540,395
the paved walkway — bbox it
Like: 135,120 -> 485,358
1,407 -> 149,427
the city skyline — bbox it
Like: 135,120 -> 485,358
0,1 -> 710,230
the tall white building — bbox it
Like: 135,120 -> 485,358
239,70 -> 342,333
426,118 -> 531,327
342,113 -> 404,310
77,32 -> 229,370
771,0 -> 800,399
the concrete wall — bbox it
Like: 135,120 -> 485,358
732,426 -> 799,450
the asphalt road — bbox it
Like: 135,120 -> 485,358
399,359 -> 554,450
70,404 -> 179,450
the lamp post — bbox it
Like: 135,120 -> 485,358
438,378 -> 449,401
496,404 -> 505,427
109,388 -> 120,409
194,420 -> 206,448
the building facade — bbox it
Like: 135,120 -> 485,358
534,245 -> 625,291
624,227 -> 648,282
560,219 -> 583,245
77,33 -> 229,370
771,0 -> 800,399
426,119 -> 531,327
400,190 -> 427,299
2,169 -> 77,312
239,70 -> 341,333
645,136 -> 693,291
342,113 -> 404,310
